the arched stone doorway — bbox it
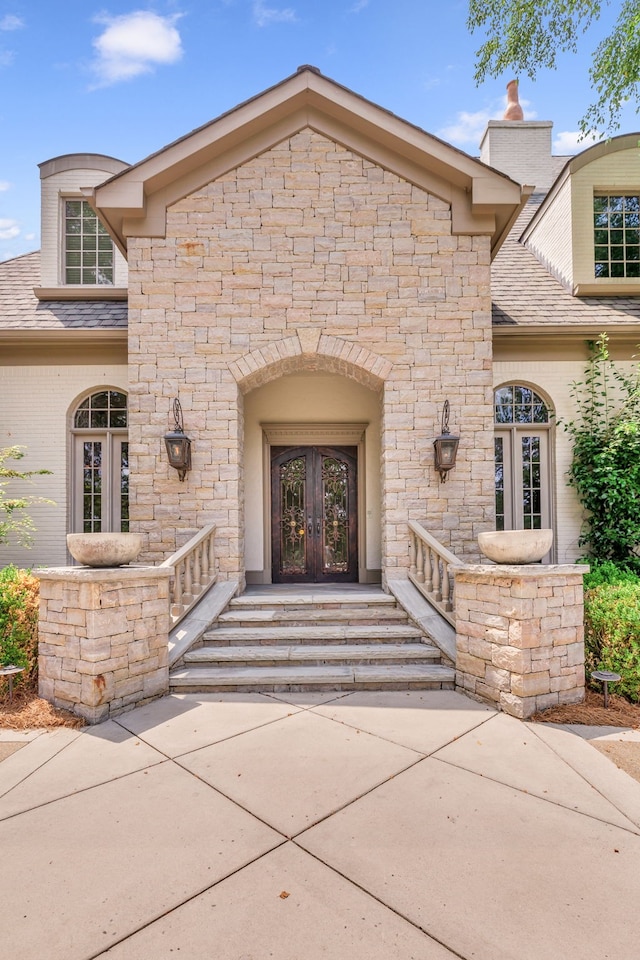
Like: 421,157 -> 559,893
243,370 -> 382,584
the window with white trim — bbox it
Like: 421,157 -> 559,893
64,199 -> 114,285
594,194 -> 640,279
71,390 -> 128,533
494,385 -> 552,534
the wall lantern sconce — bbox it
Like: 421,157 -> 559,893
164,398 -> 192,481
433,400 -> 459,483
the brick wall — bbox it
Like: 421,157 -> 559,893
127,128 -> 494,580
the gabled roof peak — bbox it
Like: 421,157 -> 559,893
89,68 -> 526,259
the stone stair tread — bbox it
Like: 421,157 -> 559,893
229,593 -> 396,608
353,664 -> 455,682
184,643 -> 440,663
169,663 -> 454,686
204,625 -> 424,642
218,608 -> 407,623
170,665 -> 354,685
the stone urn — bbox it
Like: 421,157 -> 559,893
477,529 -> 553,564
67,533 -> 144,567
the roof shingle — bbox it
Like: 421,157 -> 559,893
0,252 -> 128,330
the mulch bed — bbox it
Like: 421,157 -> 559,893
531,688 -> 640,728
0,682 -> 84,731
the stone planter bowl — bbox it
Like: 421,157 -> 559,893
67,533 -> 144,568
477,529 -> 553,564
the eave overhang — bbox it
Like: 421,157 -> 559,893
88,67 -> 526,260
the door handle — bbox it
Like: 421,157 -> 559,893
307,517 -> 313,537
316,518 -> 321,536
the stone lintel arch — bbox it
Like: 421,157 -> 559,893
229,332 -> 392,394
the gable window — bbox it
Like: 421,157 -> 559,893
494,385 -> 553,542
64,199 -> 114,285
594,194 -> 640,278
71,390 -> 128,534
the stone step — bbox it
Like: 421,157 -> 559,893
228,592 -> 396,609
169,662 -> 455,692
184,642 -> 440,665
217,607 -> 409,625
202,624 -> 424,645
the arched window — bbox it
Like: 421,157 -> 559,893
71,390 -> 129,533
494,384 -> 552,533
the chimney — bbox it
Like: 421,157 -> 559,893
479,81 -> 554,190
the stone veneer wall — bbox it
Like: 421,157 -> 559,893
455,564 -> 586,719
127,128 -> 494,579
38,566 -> 171,723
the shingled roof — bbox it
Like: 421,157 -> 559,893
0,252 -> 128,330
491,195 -> 640,327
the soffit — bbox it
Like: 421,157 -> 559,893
89,68 -> 524,258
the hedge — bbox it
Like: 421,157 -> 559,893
0,565 -> 39,685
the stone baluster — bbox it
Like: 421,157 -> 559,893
416,537 -> 425,583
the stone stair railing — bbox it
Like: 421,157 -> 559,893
161,523 -> 217,625
408,520 -> 462,628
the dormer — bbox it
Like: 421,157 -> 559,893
35,154 -> 129,300
522,134 -> 640,296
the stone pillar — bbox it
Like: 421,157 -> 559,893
38,566 -> 171,724
455,564 -> 587,719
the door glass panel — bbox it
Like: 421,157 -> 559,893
494,437 -> 505,531
279,457 -> 307,576
120,442 -> 130,532
83,441 -> 102,532
321,457 -> 349,573
521,435 -> 542,530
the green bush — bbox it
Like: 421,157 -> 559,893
0,565 -> 39,684
563,334 -> 640,565
584,581 -> 640,702
583,559 -> 640,589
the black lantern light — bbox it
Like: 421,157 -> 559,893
433,400 -> 459,483
164,398 -> 192,481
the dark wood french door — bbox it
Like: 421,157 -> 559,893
271,445 -> 358,583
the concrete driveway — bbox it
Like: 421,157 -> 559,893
1,690 -> 639,959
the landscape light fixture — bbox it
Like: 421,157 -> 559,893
164,398 -> 192,481
433,400 -> 459,483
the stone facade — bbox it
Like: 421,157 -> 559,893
455,564 -> 586,718
38,566 -> 171,723
127,128 -> 495,581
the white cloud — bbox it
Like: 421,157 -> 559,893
0,218 -> 20,240
437,95 -> 536,149
0,49 -> 14,67
0,180 -> 11,192
91,11 -> 183,86
0,14 -> 24,31
350,0 -> 370,11
437,109 -> 495,148
553,129 -> 603,154
252,1 -> 297,27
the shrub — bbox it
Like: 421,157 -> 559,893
563,334 -> 640,564
0,565 -> 39,684
583,559 -> 640,589
584,581 -> 640,702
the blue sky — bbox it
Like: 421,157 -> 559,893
0,0 -> 636,263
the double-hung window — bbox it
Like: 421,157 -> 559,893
594,194 -> 640,279
64,199 -> 114,285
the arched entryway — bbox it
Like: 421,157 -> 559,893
242,371 -> 382,584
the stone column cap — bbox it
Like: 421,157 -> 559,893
455,563 -> 589,578
36,564 -> 173,583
